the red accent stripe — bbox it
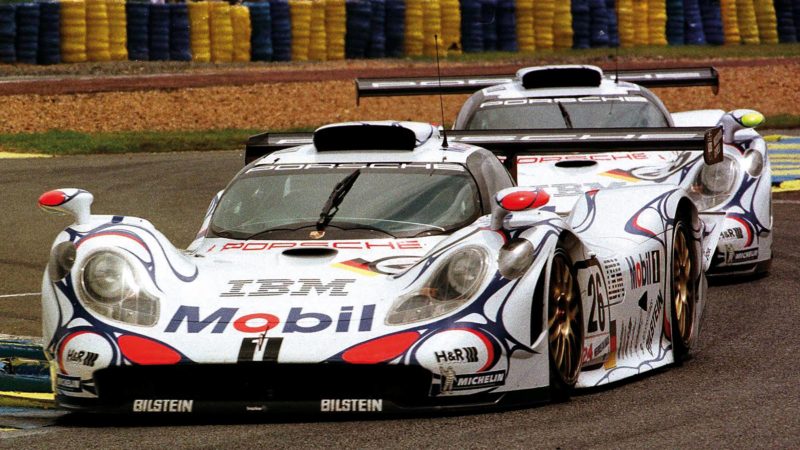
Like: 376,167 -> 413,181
76,231 -> 146,249
730,216 -> 753,247
342,331 -> 420,364
453,327 -> 495,372
118,335 -> 181,365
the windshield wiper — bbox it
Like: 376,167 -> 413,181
557,102 -> 573,128
313,169 -> 361,238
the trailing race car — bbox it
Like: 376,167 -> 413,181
41,121 -> 724,414
355,65 -> 772,276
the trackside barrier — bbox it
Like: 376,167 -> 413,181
0,338 -> 51,396
0,0 -> 796,65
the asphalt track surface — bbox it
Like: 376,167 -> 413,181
1,151 -> 799,448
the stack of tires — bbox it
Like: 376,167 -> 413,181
188,1 -> 211,62
736,0 -> 760,44
289,0 -> 311,61
107,0 -> 127,60
246,2 -> 273,61
148,3 -> 169,61
86,0 -> 110,61
325,0 -> 346,60
774,0 -> 797,43
648,0 -> 667,45
633,0 -> 648,45
210,2 -> 233,62
345,0 -> 370,58
38,2 -> 61,64
384,0 -> 405,57
61,0 -> 87,62
269,0 -> 291,61
516,0 -> 535,52
495,0 -> 516,51
553,0 -> 574,48
699,0 -> 725,45
308,0 -> 326,60
423,0 -> 441,56
534,0 -> 554,50
15,3 -> 39,64
753,0 -> 778,44
571,0 -> 590,49
441,0 -> 461,54
403,0 -> 423,56
685,0 -> 707,44
481,0 -> 497,51
617,0 -> 635,46
126,1 -> 148,60
720,0 -> 740,43
589,0 -> 610,47
367,0 -> 385,58
169,3 -> 191,61
459,0 -> 482,52
231,4 -> 251,61
603,0 -> 618,46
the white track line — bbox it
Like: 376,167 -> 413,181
0,293 -> 40,299
774,199 -> 800,204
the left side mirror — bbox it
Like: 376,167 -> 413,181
490,187 -> 550,230
38,189 -> 93,225
717,109 -> 764,144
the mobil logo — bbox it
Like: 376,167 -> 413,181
164,304 -> 376,334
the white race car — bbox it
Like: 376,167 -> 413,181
356,66 -> 772,277
42,121 -> 723,414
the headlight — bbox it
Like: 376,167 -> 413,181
79,252 -> 159,326
743,150 -> 764,177
48,241 -> 76,282
692,156 -> 738,210
386,246 -> 489,325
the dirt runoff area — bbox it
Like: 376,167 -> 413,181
0,58 -> 798,134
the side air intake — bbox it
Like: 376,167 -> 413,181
314,123 -> 417,152
519,65 -> 603,90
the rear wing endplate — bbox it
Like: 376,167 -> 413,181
355,67 -> 718,102
245,131 -> 313,165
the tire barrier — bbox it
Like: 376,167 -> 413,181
753,0 -> 777,44
494,0 -> 516,52
481,0 -> 497,51
188,1 -> 210,62
572,0 -> 590,49
603,0 -> 618,47
736,0 -> 759,44
308,0 -> 326,60
125,1 -> 148,60
326,0 -> 346,60
404,0 -> 423,56
648,0 -> 667,45
210,2 -> 234,63
773,0 -> 797,43
685,0 -> 707,44
269,0 -> 291,61
441,0 -> 461,54
423,0 -> 442,56
534,0 -> 554,50
0,4 -> 16,63
169,3 -> 191,61
633,0 -> 649,46
345,0 -> 370,59
107,0 -> 126,60
384,0 -> 405,57
232,5 -> 251,62
589,0 -> 610,47
617,0 -> 635,46
38,2 -> 61,65
61,0 -> 86,62
699,0 -> 725,45
367,0 -> 385,58
460,0 -> 482,52
720,0 -> 740,43
86,0 -> 110,61
666,0 -> 684,45
554,0 -> 574,49
289,0 -> 311,61
148,3 -> 169,61
15,3 -> 39,64
246,2 -> 273,61
516,0 -> 534,52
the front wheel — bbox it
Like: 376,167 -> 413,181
671,219 -> 697,361
547,248 -> 584,399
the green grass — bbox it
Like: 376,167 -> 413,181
1,117 -> 797,156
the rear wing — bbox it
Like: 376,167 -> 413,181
355,67 -> 719,102
245,126 -> 723,180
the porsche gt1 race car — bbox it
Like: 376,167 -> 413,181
41,121 -> 725,415
355,65 -> 772,277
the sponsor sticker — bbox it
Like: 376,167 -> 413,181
444,370 -> 506,392
320,399 -> 383,412
56,374 -> 82,393
132,399 -> 194,413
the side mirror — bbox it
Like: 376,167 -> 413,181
490,187 -> 550,230
38,189 -> 93,225
717,109 -> 764,144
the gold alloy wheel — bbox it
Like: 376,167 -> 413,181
547,253 -> 582,386
672,223 -> 694,348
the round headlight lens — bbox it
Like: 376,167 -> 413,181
446,247 -> 487,296
82,252 -> 136,304
699,156 -> 737,194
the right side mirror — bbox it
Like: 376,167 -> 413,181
490,187 -> 550,230
717,109 -> 764,144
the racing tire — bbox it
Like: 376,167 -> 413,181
546,248 -> 584,401
670,218 -> 697,362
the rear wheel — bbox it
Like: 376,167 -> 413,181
547,249 -> 583,399
671,219 -> 696,361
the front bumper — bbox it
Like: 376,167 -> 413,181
56,362 -> 549,415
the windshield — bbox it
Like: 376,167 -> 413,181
210,163 -> 481,240
466,96 -> 669,129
